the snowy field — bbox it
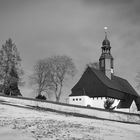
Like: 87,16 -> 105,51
0,104 -> 140,140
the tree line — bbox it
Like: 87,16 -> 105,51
30,55 -> 76,102
0,38 -> 77,102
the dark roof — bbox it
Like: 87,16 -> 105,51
71,67 -> 139,99
90,68 -> 118,91
111,75 -> 138,97
102,34 -> 110,47
102,39 -> 110,46
90,67 -> 139,97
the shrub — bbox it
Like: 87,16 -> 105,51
35,94 -> 46,100
104,98 -> 116,110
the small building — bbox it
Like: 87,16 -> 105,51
69,30 -> 140,112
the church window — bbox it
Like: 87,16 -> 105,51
76,98 -> 78,101
73,99 -> 75,101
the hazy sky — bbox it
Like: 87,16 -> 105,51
0,0 -> 140,98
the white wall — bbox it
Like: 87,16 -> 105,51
69,96 -> 132,113
69,96 -> 92,106
69,96 -> 119,108
129,101 -> 140,114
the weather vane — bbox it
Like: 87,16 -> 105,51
104,26 -> 108,30
104,26 -> 108,38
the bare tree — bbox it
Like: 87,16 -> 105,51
48,55 -> 76,102
29,59 -> 53,97
0,38 -> 23,96
30,55 -> 76,102
86,62 -> 99,70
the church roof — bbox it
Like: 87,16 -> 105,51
111,75 -> 138,97
102,31 -> 111,47
102,38 -> 110,46
70,67 -> 139,98
90,67 -> 139,97
70,67 -> 140,110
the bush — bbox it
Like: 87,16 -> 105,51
104,98 -> 116,110
87,105 -> 91,108
35,94 -> 46,100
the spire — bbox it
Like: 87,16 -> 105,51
102,27 -> 110,47
104,26 -> 108,40
99,27 -> 114,79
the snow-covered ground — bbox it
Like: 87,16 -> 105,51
0,103 -> 140,140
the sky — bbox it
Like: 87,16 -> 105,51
0,0 -> 140,99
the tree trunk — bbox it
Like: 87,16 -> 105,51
56,96 -> 60,102
55,83 -> 63,102
38,88 -> 42,96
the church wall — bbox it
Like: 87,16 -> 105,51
90,97 -> 131,112
69,95 -> 131,113
93,97 -> 135,113
89,97 -> 119,109
92,97 -> 106,108
129,101 -> 140,113
69,95 -> 93,107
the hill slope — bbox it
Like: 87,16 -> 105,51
0,103 -> 140,140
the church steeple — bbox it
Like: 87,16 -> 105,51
99,27 -> 114,79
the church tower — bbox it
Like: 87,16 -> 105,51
99,27 -> 114,79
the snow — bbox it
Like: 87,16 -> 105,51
0,103 -> 140,140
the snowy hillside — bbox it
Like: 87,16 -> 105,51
0,103 -> 140,140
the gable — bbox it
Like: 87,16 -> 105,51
70,67 -> 107,97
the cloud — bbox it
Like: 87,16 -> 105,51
0,0 -> 140,96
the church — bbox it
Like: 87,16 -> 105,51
69,30 -> 140,112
